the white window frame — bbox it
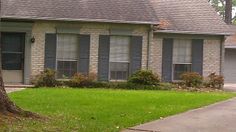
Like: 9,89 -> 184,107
56,33 -> 79,79
109,35 -> 131,81
172,39 -> 192,81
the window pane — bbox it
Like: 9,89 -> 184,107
57,34 -> 79,60
2,33 -> 24,52
174,64 -> 191,80
57,61 -> 78,79
56,34 -> 79,79
110,62 -> 129,80
110,36 -> 130,62
173,39 -> 192,63
109,36 -> 130,81
2,53 -> 23,70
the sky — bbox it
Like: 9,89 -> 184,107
233,7 -> 236,18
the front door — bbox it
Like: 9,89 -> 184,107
1,32 -> 25,84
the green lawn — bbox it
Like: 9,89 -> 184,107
2,88 -> 235,132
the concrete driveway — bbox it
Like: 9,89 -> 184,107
124,97 -> 236,132
224,83 -> 236,92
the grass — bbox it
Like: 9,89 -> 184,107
1,88 -> 235,132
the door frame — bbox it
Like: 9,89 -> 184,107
1,32 -> 26,84
0,22 -> 33,84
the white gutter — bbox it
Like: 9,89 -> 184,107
1,16 -> 160,25
225,45 -> 236,49
155,30 -> 232,36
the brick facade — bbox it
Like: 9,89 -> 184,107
149,36 -> 163,76
31,21 -> 149,76
149,34 -> 223,78
203,39 -> 222,77
31,21 -> 223,81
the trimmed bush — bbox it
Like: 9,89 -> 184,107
77,82 -> 173,90
180,72 -> 203,87
205,73 -> 224,89
32,69 -> 58,87
67,73 -> 97,87
128,70 -> 160,85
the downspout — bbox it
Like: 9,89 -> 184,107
147,25 -> 154,70
220,36 -> 226,76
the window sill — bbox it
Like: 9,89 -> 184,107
109,80 -> 127,82
56,79 -> 70,81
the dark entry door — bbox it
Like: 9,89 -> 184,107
1,32 -> 25,84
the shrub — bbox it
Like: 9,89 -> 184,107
180,72 -> 203,87
205,73 -> 224,89
86,82 -> 173,90
32,69 -> 58,87
67,73 -> 97,87
128,70 -> 160,85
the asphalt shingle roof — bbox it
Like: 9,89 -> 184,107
0,0 -> 231,35
225,25 -> 236,46
0,0 -> 158,24
150,0 -> 230,35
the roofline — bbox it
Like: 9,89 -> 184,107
225,45 -> 236,49
154,30 -> 232,36
1,16 -> 159,25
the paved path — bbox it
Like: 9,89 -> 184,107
224,83 -> 236,92
124,97 -> 236,132
6,88 -> 25,93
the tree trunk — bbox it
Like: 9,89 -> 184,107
225,0 -> 233,24
0,73 -> 36,117
0,70 -> 24,115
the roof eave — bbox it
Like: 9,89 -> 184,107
154,30 -> 232,36
225,45 -> 236,49
1,16 -> 159,25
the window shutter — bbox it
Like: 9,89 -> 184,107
162,38 -> 173,82
192,39 -> 203,75
44,34 -> 57,70
78,35 -> 90,75
130,36 -> 142,75
98,35 -> 110,81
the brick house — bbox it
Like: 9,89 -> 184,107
0,0 -> 230,84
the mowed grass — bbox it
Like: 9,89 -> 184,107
2,88 -> 235,132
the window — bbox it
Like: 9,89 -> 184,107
56,34 -> 79,79
173,39 -> 192,80
109,36 -> 130,80
1,33 -> 25,70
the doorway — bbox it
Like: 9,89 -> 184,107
1,32 -> 25,84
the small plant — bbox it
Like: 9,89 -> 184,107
128,70 -> 160,85
67,73 -> 97,87
205,73 -> 224,89
180,72 -> 203,87
32,69 -> 58,87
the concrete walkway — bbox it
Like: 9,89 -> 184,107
6,88 -> 25,93
224,83 -> 236,92
124,97 -> 236,132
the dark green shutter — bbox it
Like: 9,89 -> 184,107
78,35 -> 90,75
192,39 -> 203,75
98,35 -> 110,81
162,38 -> 173,82
130,36 -> 142,75
44,34 -> 57,70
